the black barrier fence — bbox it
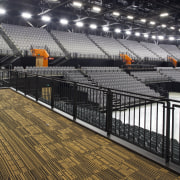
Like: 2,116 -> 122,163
1,70 -> 180,172
0,70 -> 9,87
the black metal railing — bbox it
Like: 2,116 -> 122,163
1,70 -> 180,172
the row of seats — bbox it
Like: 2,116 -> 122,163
1,23 -> 180,61
159,68 -> 180,82
131,71 -> 171,83
14,66 -> 75,76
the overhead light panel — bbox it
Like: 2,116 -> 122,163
150,21 -> 155,25
22,12 -> 32,19
161,24 -> 167,28
144,34 -> 149,38
41,15 -> 51,22
76,21 -> 83,27
127,15 -> 134,20
160,13 -> 169,17
60,18 -> 69,25
115,28 -> 121,33
141,19 -> 146,23
126,30 -> 131,35
152,35 -> 156,39
169,37 -> 175,41
92,6 -> 101,13
158,35 -> 164,40
72,1 -> 82,8
90,24 -> 97,29
112,11 -> 120,17
0,8 -> 6,15
170,26 -> 175,30
135,32 -> 140,36
103,26 -> 109,32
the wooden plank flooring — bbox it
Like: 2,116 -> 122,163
0,89 -> 180,179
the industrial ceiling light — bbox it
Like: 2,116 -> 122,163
0,8 -> 6,15
152,35 -> 156,39
92,6 -> 101,13
170,26 -> 175,30
90,24 -> 97,29
72,1 -> 82,8
112,11 -> 120,17
21,12 -> 32,19
141,19 -> 146,23
60,18 -> 69,25
127,15 -> 134,20
135,32 -> 140,36
150,21 -> 155,25
76,21 -> 83,27
158,35 -> 164,40
114,28 -> 121,33
41,15 -> 51,22
160,13 -> 169,17
144,34 -> 149,38
161,24 -> 167,28
126,30 -> 131,35
103,26 -> 109,32
169,37 -> 175,41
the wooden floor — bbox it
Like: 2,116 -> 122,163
0,89 -> 179,180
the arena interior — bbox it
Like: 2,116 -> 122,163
0,0 -> 180,179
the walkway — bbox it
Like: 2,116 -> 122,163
0,89 -> 179,179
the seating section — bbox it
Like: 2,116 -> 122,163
131,71 -> 171,83
51,31 -> 107,59
140,42 -> 169,60
160,44 -> 180,60
82,67 -> 160,97
89,35 -> 134,58
1,23 -> 64,57
119,39 -> 158,60
159,68 -> 180,82
0,34 -> 13,55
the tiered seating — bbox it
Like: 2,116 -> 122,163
0,34 -> 13,55
1,23 -> 64,57
140,42 -> 169,60
119,39 -> 158,60
51,31 -> 107,59
65,70 -> 91,84
159,68 -> 180,82
131,71 -> 171,83
160,44 -> 180,60
89,35 -> 134,59
82,67 -> 160,97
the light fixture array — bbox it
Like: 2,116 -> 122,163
0,3 -> 178,41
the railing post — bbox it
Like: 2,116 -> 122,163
73,82 -> 77,121
9,70 -> 11,87
35,75 -> 39,101
166,100 -> 171,163
24,73 -> 27,95
51,81 -> 54,109
106,89 -> 113,136
16,71 -> 18,91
